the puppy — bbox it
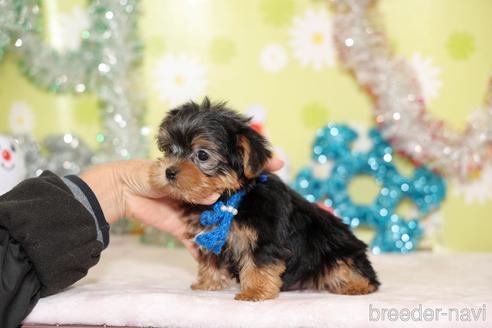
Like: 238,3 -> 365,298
150,98 -> 380,301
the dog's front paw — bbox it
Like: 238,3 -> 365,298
191,281 -> 225,291
234,291 -> 277,302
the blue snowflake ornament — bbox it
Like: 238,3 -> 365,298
293,124 -> 446,254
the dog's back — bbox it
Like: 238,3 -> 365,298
228,173 -> 380,294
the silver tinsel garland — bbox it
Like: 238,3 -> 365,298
331,0 -> 492,180
12,133 -> 94,176
0,0 -> 147,176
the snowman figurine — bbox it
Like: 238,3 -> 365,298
0,135 -> 26,195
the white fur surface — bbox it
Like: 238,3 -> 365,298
25,236 -> 492,327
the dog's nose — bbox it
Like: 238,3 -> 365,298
165,167 -> 179,181
2,150 -> 12,161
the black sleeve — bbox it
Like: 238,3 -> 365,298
0,171 -> 109,328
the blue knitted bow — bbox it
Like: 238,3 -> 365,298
195,190 -> 246,254
195,174 -> 269,254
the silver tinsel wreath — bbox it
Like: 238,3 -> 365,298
0,0 -> 148,177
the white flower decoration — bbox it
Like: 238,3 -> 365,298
289,8 -> 335,70
9,102 -> 35,134
260,44 -> 288,73
54,6 -> 90,51
153,55 -> 208,107
452,165 -> 492,205
410,53 -> 442,103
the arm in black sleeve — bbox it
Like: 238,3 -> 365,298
0,171 -> 109,328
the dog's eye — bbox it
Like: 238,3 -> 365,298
197,149 -> 209,161
10,143 -> 16,152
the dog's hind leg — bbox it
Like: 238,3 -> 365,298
321,258 -> 378,295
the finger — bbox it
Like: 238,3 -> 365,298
265,156 -> 284,172
197,192 -> 221,205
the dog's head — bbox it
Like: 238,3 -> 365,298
150,98 -> 272,204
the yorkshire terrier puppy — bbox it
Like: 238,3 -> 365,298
150,98 -> 380,301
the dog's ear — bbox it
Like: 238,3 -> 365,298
156,127 -> 169,153
239,128 -> 272,179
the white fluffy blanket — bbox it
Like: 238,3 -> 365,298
25,236 -> 492,327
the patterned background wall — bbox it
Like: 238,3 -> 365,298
1,0 -> 491,251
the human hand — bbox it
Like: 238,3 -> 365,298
80,160 -> 203,257
81,157 -> 284,258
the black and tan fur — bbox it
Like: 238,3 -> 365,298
150,98 -> 380,301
